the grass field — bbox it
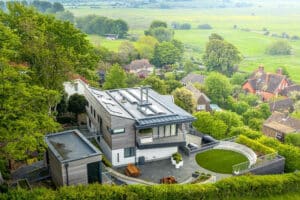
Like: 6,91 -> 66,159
195,149 -> 248,174
70,7 -> 300,82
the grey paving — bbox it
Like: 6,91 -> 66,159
116,151 -> 231,183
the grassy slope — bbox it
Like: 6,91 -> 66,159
195,149 -> 248,174
70,7 -> 300,82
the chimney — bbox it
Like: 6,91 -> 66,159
277,68 -> 283,75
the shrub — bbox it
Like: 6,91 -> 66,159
102,156 -> 112,168
235,135 -> 276,155
198,24 -> 213,29
179,23 -> 191,30
285,133 -> 300,147
266,40 -> 292,55
229,126 -> 262,139
172,152 -> 182,164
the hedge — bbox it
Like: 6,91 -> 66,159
235,135 -> 276,155
1,173 -> 300,200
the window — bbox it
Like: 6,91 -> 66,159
90,106 -> 93,114
152,127 -> 158,138
159,126 -> 164,138
165,125 -> 171,137
171,124 -> 176,136
112,128 -> 125,134
124,147 -> 135,158
74,83 -> 78,91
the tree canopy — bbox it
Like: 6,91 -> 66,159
266,40 -> 292,55
172,87 -> 196,113
103,64 -> 127,90
203,33 -> 242,76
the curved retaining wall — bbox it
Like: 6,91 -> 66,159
213,141 -> 257,166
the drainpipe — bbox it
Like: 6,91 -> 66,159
64,163 -> 69,186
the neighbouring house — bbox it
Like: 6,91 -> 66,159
124,59 -> 154,78
262,111 -> 300,141
185,84 -> 211,112
181,73 -> 206,86
242,66 -> 290,101
280,84 -> 300,96
45,130 -> 102,186
269,98 -> 294,113
64,80 -> 195,167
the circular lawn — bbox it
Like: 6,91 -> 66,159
195,149 -> 248,174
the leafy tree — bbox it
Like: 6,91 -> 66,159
242,108 -> 263,124
248,118 -> 264,131
198,24 -> 213,29
266,40 -> 292,55
150,20 -> 167,29
31,0 -> 52,12
126,73 -> 141,88
51,2 -> 64,13
55,11 -> 75,24
285,134 -> 300,148
172,87 -> 196,113
135,36 -> 158,60
230,72 -> 248,85
103,64 -> 127,90
214,110 -> 243,133
68,94 -> 87,123
204,72 -> 232,106
203,33 -> 242,76
179,23 -> 191,30
238,93 -> 259,107
142,75 -> 167,94
183,61 -> 198,74
118,41 -> 138,64
258,103 -> 271,119
0,64 -> 61,161
209,33 -> 223,40
229,126 -> 262,139
152,41 -> 182,67
165,79 -> 182,93
148,27 -> 174,42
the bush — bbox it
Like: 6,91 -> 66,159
2,173 -> 300,199
172,152 -> 182,164
235,135 -> 276,155
179,23 -> 191,30
198,24 -> 213,29
266,40 -> 292,55
285,134 -> 300,147
229,126 -> 262,139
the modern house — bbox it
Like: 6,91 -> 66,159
185,84 -> 211,112
64,80 -> 195,167
124,59 -> 154,78
242,66 -> 290,101
181,73 -> 206,86
262,111 -> 300,141
45,130 -> 102,186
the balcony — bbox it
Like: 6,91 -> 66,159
136,130 -> 186,149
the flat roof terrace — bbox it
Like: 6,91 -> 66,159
45,130 -> 101,163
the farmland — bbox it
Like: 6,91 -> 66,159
69,6 -> 300,82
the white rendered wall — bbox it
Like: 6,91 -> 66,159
63,79 -> 86,97
111,149 -> 135,166
136,146 -> 178,162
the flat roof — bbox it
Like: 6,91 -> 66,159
45,130 -> 101,163
88,86 -> 195,127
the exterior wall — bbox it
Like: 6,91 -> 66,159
136,146 -> 178,162
261,91 -> 275,101
242,82 -> 255,94
262,126 -> 285,142
63,80 -> 86,97
48,149 -> 64,187
111,148 -> 135,166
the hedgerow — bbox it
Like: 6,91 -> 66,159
235,135 -> 276,155
1,173 -> 300,200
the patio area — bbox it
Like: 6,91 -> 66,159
116,151 -> 231,184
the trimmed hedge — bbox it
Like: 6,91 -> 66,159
235,135 -> 276,155
1,173 -> 300,200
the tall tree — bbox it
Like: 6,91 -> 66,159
135,36 -> 158,60
118,41 -> 138,64
152,41 -> 182,67
103,64 -> 127,89
172,87 -> 196,113
150,20 -> 168,29
203,33 -> 242,76
142,75 -> 167,94
68,94 -> 87,124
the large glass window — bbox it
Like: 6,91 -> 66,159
124,147 -> 135,158
152,127 -> 158,138
165,125 -> 171,137
159,126 -> 164,138
171,124 -> 176,136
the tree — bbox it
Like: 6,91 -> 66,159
142,75 -> 167,94
118,41 -> 138,64
172,87 -> 196,113
126,73 -> 141,88
55,11 -> 75,24
52,2 -> 64,13
103,64 -> 127,90
165,79 -> 182,93
150,20 -> 167,29
183,61 -> 198,74
68,94 -> 87,123
285,134 -> 300,148
266,40 -> 292,55
214,110 -> 243,133
230,72 -> 248,85
203,33 -> 242,76
204,72 -> 232,106
135,36 -> 159,60
152,41 -> 182,67
148,27 -> 174,42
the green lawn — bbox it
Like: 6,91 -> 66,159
195,149 -> 248,174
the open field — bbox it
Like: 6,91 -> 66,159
70,7 -> 300,82
195,149 -> 248,174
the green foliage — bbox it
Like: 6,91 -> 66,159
229,126 -> 262,139
285,134 -> 300,148
135,36 -> 158,60
103,64 -> 127,90
172,152 -> 182,164
165,79 -> 182,93
258,136 -> 300,172
76,15 -> 129,38
55,11 -> 75,24
193,112 -> 228,139
248,118 -> 264,131
266,40 -> 292,55
0,64 -> 61,160
67,94 -> 87,120
204,72 -> 232,106
230,72 -> 248,85
149,20 -> 167,29
183,61 -> 199,74
238,93 -> 259,107
1,173 -> 300,199
214,110 -> 244,132
148,27 -> 174,42
126,73 -> 142,88
203,33 -> 242,76
172,87 -> 196,113
142,76 -> 167,94
118,41 -> 138,64
198,24 -> 213,29
235,135 -> 276,155
152,40 -> 183,67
